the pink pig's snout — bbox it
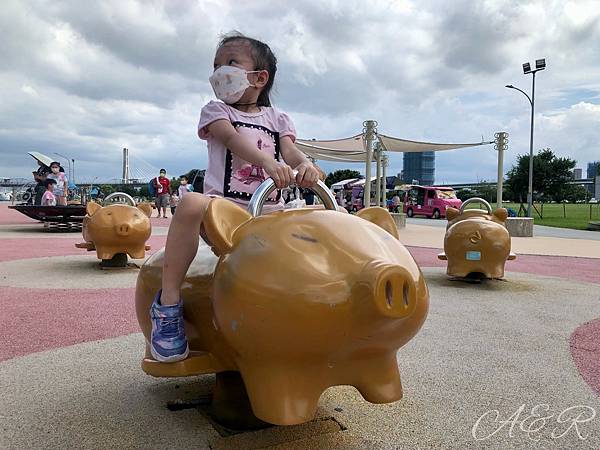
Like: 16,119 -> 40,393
365,263 -> 418,319
115,222 -> 131,236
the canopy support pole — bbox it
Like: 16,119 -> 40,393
494,132 -> 508,209
382,153 -> 388,207
363,120 -> 377,209
375,144 -> 382,207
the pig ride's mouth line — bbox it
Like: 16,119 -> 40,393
291,233 -> 318,243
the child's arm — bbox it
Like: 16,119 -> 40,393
280,136 -> 320,188
207,120 -> 294,188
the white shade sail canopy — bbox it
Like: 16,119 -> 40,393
28,151 -> 54,167
296,132 -> 493,162
378,134 -> 493,153
295,123 -> 497,210
295,134 -> 368,162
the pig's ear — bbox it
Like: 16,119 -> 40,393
137,203 -> 153,218
446,207 -> 460,222
203,198 -> 252,255
493,208 -> 508,223
356,207 -> 399,239
86,201 -> 102,216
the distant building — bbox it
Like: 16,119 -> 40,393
588,161 -> 600,178
573,168 -> 582,180
403,152 -> 435,185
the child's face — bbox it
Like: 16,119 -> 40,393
48,183 -> 54,191
213,40 -> 269,101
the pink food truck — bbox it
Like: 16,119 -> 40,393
403,185 -> 462,219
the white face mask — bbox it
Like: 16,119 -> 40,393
51,167 -> 59,174
209,66 -> 259,104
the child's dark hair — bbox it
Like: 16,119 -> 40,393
180,175 -> 188,181
44,178 -> 57,188
218,32 -> 277,107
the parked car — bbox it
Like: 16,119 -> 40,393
403,185 -> 462,219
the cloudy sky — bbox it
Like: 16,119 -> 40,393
1,0 -> 599,184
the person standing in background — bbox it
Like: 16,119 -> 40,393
33,161 -> 50,205
47,161 -> 68,205
153,169 -> 171,218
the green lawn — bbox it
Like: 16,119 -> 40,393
464,201 -> 600,230
510,202 -> 600,230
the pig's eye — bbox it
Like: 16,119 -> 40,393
106,212 -> 112,216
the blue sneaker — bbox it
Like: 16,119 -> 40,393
150,291 -> 189,362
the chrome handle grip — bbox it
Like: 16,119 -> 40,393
103,192 -> 136,206
459,197 -> 493,214
248,170 -> 337,217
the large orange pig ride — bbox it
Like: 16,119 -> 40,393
135,177 -> 430,427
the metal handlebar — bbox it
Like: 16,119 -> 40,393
459,197 -> 493,214
103,192 -> 136,206
247,171 -> 338,217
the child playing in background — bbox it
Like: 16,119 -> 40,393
47,161 -> 68,205
169,192 -> 179,216
149,32 -> 321,362
177,175 -> 193,199
41,179 -> 57,206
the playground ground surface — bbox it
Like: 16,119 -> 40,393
0,203 -> 598,449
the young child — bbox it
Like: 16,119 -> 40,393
41,178 -> 57,206
150,33 -> 321,362
47,162 -> 68,205
177,175 -> 193,199
169,192 -> 179,216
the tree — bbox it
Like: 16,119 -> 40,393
183,169 -> 205,193
99,184 -> 115,196
138,184 -> 150,199
170,177 -> 180,194
563,184 -> 591,203
456,183 -> 498,204
324,169 -> 362,187
505,148 -> 576,202
115,184 -> 137,197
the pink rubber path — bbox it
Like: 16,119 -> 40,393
570,319 -> 600,396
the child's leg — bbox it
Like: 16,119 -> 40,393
150,193 -> 211,362
160,192 -> 211,305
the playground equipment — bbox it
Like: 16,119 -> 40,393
438,198 -> 516,279
76,192 -> 152,267
135,177 -> 429,428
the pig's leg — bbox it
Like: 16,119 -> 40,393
129,246 -> 146,259
160,193 -> 212,306
239,362 -> 326,426
351,352 -> 403,403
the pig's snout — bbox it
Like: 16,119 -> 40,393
368,263 -> 417,318
115,223 -> 131,236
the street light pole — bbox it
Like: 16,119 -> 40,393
505,58 -> 545,218
527,72 -> 536,218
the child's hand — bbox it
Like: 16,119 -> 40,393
294,162 -> 320,188
263,159 -> 294,188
